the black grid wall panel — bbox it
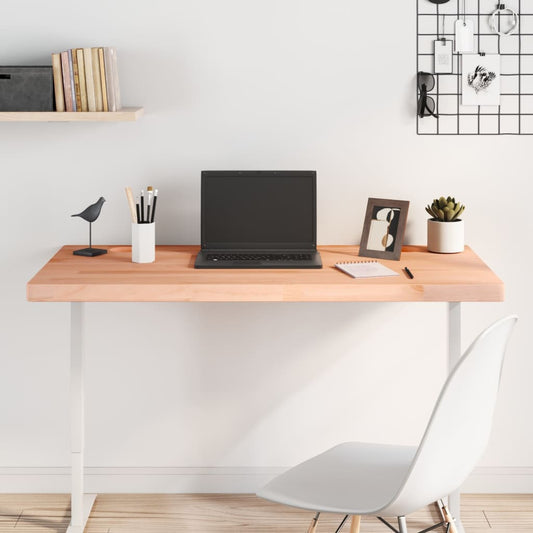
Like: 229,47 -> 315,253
416,0 -> 532,135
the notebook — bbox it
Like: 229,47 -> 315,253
335,260 -> 399,279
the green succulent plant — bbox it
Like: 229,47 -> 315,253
425,196 -> 465,222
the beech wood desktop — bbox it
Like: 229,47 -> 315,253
27,245 -> 504,533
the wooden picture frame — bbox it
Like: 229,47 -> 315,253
359,198 -> 410,261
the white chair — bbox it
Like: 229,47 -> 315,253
257,316 -> 518,533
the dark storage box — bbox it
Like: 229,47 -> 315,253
0,66 -> 54,111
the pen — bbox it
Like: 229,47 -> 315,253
151,189 -> 158,223
146,186 -> 153,223
404,267 -> 414,279
136,198 -> 141,223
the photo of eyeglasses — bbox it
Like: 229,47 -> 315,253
417,72 -> 438,119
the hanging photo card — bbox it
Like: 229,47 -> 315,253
462,54 -> 501,106
455,19 -> 474,53
434,40 -> 453,74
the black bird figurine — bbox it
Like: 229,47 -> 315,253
72,196 -> 105,223
71,197 -> 107,257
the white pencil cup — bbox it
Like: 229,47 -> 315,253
132,223 -> 155,263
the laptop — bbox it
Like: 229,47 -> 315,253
194,170 -> 322,269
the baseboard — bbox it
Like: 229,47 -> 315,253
0,467 -> 286,493
1,466 -> 532,494
461,467 -> 533,493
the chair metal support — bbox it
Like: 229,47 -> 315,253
377,516 -> 450,533
377,517 -> 400,533
418,521 -> 449,533
398,516 -> 408,533
335,514 -> 350,533
334,515 -> 350,533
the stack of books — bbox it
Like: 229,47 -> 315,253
51,47 -> 122,112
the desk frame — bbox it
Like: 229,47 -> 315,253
448,302 -> 462,533
69,303 -> 95,533
27,245 -> 503,533
66,301 -> 465,533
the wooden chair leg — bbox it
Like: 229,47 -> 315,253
307,512 -> 320,533
350,515 -> 361,533
440,504 -> 458,533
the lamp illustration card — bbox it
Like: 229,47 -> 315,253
462,54 -> 500,106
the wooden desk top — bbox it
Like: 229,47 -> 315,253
27,245 -> 504,303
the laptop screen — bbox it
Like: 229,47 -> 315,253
201,171 -> 316,250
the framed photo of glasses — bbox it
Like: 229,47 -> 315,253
359,198 -> 410,261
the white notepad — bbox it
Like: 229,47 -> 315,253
335,260 -> 399,279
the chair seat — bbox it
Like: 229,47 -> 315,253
257,442 -> 417,515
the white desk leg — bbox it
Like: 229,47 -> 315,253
448,302 -> 465,533
67,302 -> 96,533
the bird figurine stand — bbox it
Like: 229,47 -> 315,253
72,196 -> 107,257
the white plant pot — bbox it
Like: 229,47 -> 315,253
427,219 -> 464,253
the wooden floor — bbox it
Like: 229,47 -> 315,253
0,494 -> 531,532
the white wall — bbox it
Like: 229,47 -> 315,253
0,0 -> 531,492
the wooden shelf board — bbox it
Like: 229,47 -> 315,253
0,106 -> 143,122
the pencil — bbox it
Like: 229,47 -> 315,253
125,187 -> 137,223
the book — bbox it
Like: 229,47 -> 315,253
103,47 -> 116,111
91,47 -> 103,112
71,49 -> 81,111
335,260 -> 399,279
52,53 -> 65,112
67,49 -> 77,111
56,44 -> 121,113
109,47 -> 121,110
60,52 -> 73,111
103,46 -> 121,111
75,48 -> 88,112
83,48 -> 96,111
98,48 -> 108,111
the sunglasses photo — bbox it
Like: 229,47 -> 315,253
417,72 -> 438,119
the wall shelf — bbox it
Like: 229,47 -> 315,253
0,106 -> 144,122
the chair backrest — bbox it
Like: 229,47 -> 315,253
384,315 -> 518,516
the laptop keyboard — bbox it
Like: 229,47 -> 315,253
206,253 -> 313,262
